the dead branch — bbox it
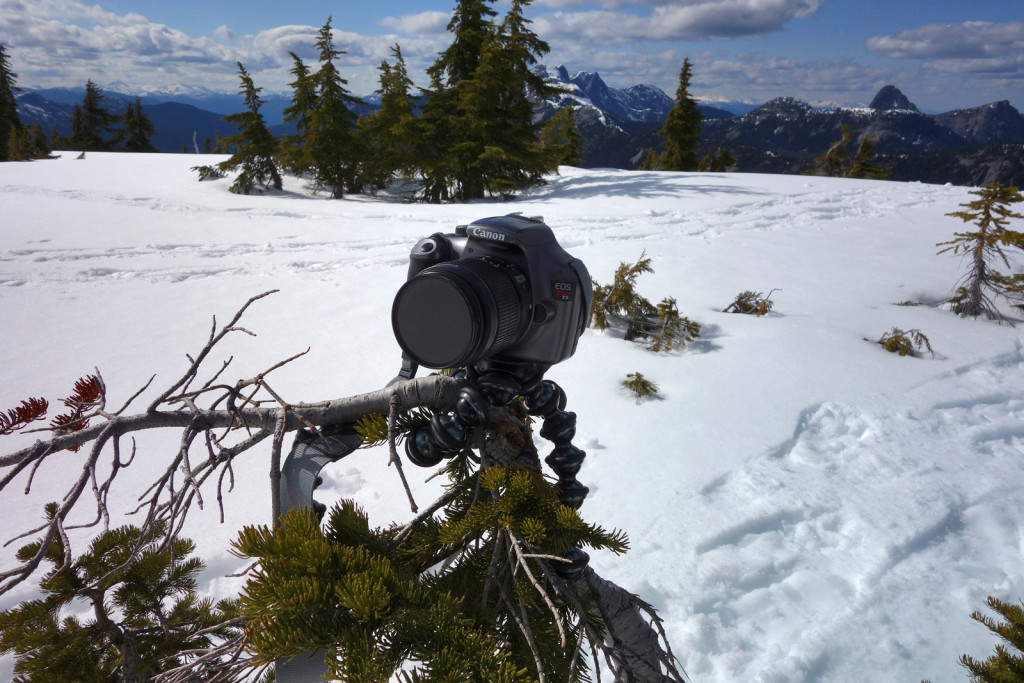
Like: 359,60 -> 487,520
0,291 -> 466,599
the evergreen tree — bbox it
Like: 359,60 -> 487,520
0,514 -> 241,681
113,98 -> 158,152
937,182 -> 1024,321
0,42 -> 24,162
71,80 -> 116,151
960,595 -> 1024,682
278,51 -> 317,175
358,44 -> 421,191
217,62 -> 283,194
233,458 -> 632,679
539,106 -> 584,167
805,123 -> 852,177
419,0 -> 498,202
655,57 -> 704,172
303,17 -> 363,198
698,147 -> 736,172
462,0 -> 561,198
844,134 -> 889,179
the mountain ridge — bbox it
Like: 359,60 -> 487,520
14,78 -> 1023,186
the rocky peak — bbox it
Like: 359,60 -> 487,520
753,97 -> 814,118
870,86 -> 919,112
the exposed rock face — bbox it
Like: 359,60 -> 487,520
869,85 -> 919,112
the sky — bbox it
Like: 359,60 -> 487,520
0,0 -> 1022,113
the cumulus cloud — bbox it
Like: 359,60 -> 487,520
866,21 -> 1024,82
380,11 -> 450,35
867,21 -> 1024,60
534,0 -> 821,42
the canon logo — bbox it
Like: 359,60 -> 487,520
468,227 -> 506,241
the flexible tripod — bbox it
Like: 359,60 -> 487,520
404,359 -> 592,578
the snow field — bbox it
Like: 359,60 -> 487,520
2,153 -> 1024,681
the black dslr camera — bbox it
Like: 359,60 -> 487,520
392,214 -> 592,370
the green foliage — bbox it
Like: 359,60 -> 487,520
960,596 -> 1024,682
191,164 -> 226,181
653,57 -> 704,172
112,98 -> 158,152
353,407 -> 434,449
591,252 -> 700,352
419,0 -> 559,202
725,289 -> 776,316
0,516 -> 240,681
358,44 -> 421,191
0,42 -> 23,162
845,135 -> 890,179
277,51 -> 317,175
218,63 -> 283,195
698,148 -> 736,172
71,80 -> 117,152
622,372 -> 659,403
937,182 -> 1024,321
302,17 -> 364,198
805,124 -> 889,179
233,461 -> 629,682
875,327 -> 934,357
539,106 -> 584,168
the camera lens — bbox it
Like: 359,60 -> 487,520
392,257 -> 531,368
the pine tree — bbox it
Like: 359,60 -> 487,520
358,44 -> 421,191
419,0 -> 498,202
303,17 -> 363,198
0,514 -> 241,681
539,106 -> 584,167
278,51 -> 317,175
937,182 -> 1024,321
114,98 -> 158,152
805,123 -> 853,177
232,435 -> 632,680
844,134 -> 889,179
71,80 -> 116,151
698,148 -> 735,172
464,0 -> 561,197
0,42 -> 24,162
655,57 -> 704,172
960,595 -> 1024,682
217,62 -> 283,194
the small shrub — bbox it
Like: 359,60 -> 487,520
591,253 -> 700,352
724,289 -> 776,316
960,595 -> 1024,682
191,164 -> 226,181
876,327 -> 934,357
622,372 -> 659,402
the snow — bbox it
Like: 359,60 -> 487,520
3,154 -> 1024,681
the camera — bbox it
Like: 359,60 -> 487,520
392,214 -> 592,369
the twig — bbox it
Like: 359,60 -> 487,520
388,391 -> 418,513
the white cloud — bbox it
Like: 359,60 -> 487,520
213,25 -> 236,41
866,21 -> 1024,60
533,0 -> 822,43
380,11 -> 450,35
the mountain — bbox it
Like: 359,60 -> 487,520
697,86 -> 1024,186
15,78 -> 1022,186
530,65 -> 735,168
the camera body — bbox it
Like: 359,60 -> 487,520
392,214 -> 592,369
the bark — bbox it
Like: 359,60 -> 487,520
1,374 -> 466,469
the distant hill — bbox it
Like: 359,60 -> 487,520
16,79 -> 1024,186
696,86 -> 1024,186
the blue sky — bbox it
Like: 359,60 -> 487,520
1,0 -> 1021,112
